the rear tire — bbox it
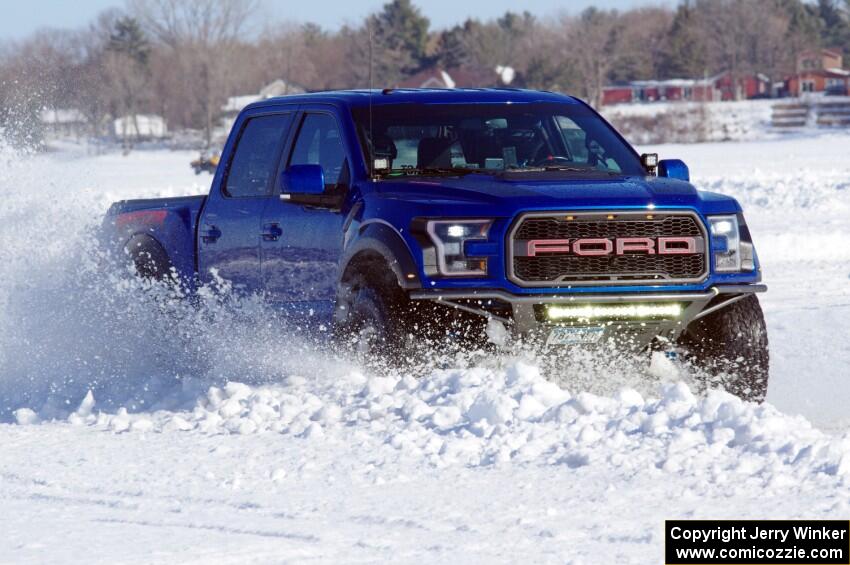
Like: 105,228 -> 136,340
126,235 -> 173,283
678,294 -> 770,402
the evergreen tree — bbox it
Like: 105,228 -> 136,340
778,0 -> 823,61
105,17 -> 151,150
818,0 -> 850,58
369,0 -> 430,82
107,17 -> 150,66
435,24 -> 470,69
659,2 -> 705,79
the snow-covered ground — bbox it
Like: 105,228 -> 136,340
1,133 -> 849,563
602,98 -> 777,143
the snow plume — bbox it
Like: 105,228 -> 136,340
0,140 -> 338,421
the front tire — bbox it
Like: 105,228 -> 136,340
678,294 -> 770,402
335,271 -> 413,369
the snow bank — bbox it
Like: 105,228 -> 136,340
61,361 -> 850,486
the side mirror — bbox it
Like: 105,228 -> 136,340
657,159 -> 690,182
281,164 -> 325,196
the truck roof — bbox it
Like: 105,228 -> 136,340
248,88 -> 580,110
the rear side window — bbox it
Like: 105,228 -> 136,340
224,114 -> 291,197
289,113 -> 347,187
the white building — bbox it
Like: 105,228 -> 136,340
40,108 -> 88,139
113,115 -> 168,139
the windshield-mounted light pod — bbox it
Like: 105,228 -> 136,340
426,219 -> 493,276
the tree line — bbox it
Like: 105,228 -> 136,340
1,0 -> 848,147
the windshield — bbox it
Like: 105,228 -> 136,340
352,101 -> 644,178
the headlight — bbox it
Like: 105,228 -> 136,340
426,219 -> 492,276
708,215 -> 755,272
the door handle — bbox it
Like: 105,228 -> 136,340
201,225 -> 222,243
262,222 -> 283,241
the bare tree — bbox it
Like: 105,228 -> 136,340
562,8 -> 622,107
128,0 -> 258,147
255,24 -> 318,90
693,0 -> 790,98
610,7 -> 674,81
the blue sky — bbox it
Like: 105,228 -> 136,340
1,0 -> 672,40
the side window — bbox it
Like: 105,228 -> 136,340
224,114 -> 290,197
289,113 -> 347,188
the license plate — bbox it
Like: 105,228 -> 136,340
546,325 -> 605,346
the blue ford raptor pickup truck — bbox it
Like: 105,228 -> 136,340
105,89 -> 768,400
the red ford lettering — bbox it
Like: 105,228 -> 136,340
527,239 -> 571,256
572,238 -> 614,256
525,236 -> 699,257
615,237 -> 656,255
657,236 -> 697,254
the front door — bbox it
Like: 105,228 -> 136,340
261,111 -> 348,322
197,113 -> 293,294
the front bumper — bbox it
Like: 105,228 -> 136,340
410,284 -> 767,347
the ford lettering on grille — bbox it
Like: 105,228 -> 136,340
509,212 -> 709,286
524,236 -> 701,257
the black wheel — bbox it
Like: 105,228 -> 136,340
126,235 -> 173,283
678,294 -> 770,402
335,260 -> 493,369
335,271 -> 411,367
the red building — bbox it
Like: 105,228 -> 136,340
785,49 -> 850,96
602,72 -> 770,106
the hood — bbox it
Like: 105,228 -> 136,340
369,174 -> 738,216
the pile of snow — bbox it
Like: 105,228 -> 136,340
53,361 -> 850,485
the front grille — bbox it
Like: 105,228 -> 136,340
509,212 -> 708,286
514,215 -> 700,240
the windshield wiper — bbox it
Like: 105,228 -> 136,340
381,167 -> 494,178
504,165 -> 621,175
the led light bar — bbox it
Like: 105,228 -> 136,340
547,303 -> 683,321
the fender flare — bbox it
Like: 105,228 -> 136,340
340,221 -> 422,290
